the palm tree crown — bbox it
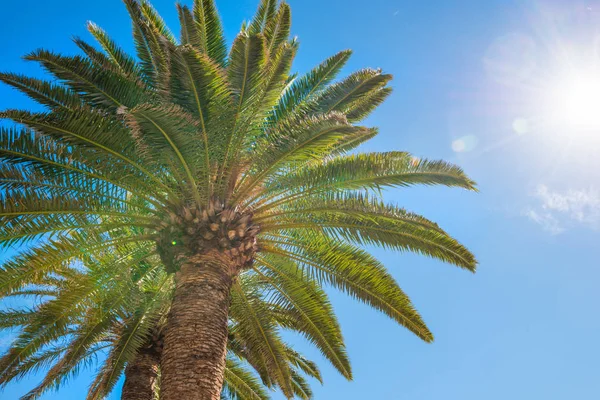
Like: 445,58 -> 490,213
0,0 -> 477,398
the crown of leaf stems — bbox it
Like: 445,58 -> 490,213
0,0 -> 477,398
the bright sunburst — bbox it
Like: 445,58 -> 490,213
479,2 -> 600,159
545,68 -> 600,131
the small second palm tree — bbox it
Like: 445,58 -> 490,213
0,247 -> 324,400
0,0 -> 477,398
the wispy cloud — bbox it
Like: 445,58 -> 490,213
523,209 -> 563,234
524,185 -> 600,234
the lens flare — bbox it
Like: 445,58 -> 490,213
512,118 -> 530,135
451,135 -> 479,153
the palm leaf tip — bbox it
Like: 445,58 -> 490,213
408,157 -> 478,191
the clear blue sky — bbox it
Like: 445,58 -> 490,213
1,0 -> 600,398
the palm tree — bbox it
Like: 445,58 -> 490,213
0,0 -> 477,398
0,246 -> 324,400
0,251 -> 172,400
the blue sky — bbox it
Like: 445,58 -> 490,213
1,0 -> 600,398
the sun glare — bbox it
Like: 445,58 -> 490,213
547,70 -> 600,131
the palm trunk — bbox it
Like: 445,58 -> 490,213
160,258 -> 234,400
121,350 -> 160,400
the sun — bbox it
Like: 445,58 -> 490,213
546,69 -> 600,131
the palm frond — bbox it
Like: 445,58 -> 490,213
261,233 -> 434,342
126,103 -> 204,203
87,22 -> 140,78
230,280 -> 294,398
193,0 -> 228,66
264,3 -> 291,57
253,151 -> 477,211
0,127 -> 169,208
139,0 -> 176,44
223,357 -> 270,400
311,68 -> 391,115
254,255 -> 351,379
271,49 -> 352,122
0,73 -> 82,110
235,113 -> 362,200
220,32 -> 267,180
24,49 -> 147,109
283,348 -> 322,384
261,192 -> 477,271
290,369 -> 312,400
123,0 -> 170,85
249,0 -> 277,35
87,273 -> 170,399
0,309 -> 37,331
167,45 -> 232,193
177,4 -> 202,48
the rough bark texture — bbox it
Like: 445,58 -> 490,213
121,350 -> 160,400
160,257 -> 234,400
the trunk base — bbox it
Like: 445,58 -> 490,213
160,258 -> 233,400
121,350 -> 159,400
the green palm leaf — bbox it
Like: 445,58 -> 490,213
0,73 -> 82,110
254,255 -> 351,378
261,233 -> 434,341
230,279 -> 294,397
249,0 -> 278,35
223,358 -> 270,400
87,22 -> 140,78
271,49 -> 352,122
193,0 -> 228,66
24,49 -> 147,109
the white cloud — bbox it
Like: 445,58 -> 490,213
524,184 -> 600,233
523,209 -> 564,234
